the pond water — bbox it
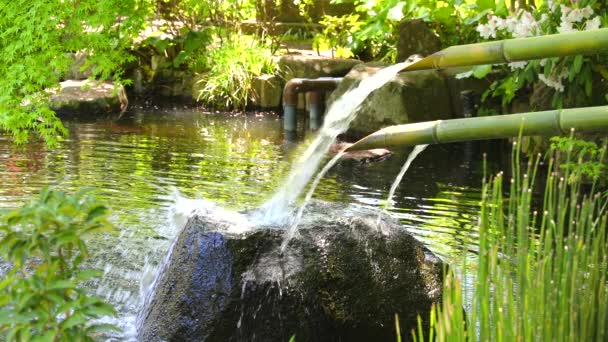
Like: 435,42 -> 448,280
0,108 -> 505,339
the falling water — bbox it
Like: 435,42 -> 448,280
377,144 -> 428,225
258,62 -> 409,224
280,151 -> 345,252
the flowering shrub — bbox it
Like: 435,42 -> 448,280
468,1 -> 607,109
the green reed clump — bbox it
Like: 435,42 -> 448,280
414,138 -> 608,341
196,36 -> 277,110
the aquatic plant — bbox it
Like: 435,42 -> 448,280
196,37 -> 277,110
412,138 -> 608,341
0,188 -> 118,341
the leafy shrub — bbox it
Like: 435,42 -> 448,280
312,0 -> 488,61
196,37 -> 278,109
0,188 -> 119,341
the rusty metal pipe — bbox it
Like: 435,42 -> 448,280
282,77 -> 342,106
283,77 -> 342,132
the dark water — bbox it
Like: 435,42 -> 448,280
0,108 -> 505,337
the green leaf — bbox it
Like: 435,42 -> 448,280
74,269 -> 102,282
494,0 -> 508,16
476,0 -> 495,11
86,323 -> 122,334
433,7 -> 453,24
573,55 -> 583,74
49,280 -> 75,290
86,205 -> 107,224
61,313 -> 86,329
31,330 -> 56,342
83,302 -> 117,318
473,64 -> 492,79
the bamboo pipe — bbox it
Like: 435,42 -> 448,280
401,28 -> 608,72
345,106 -> 608,151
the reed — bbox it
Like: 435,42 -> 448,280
412,139 -> 608,341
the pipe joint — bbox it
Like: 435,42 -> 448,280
282,77 -> 342,106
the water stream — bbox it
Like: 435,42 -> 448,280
280,150 -> 345,252
258,62 -> 408,224
377,144 -> 429,225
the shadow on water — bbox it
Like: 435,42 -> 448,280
0,107 -> 509,339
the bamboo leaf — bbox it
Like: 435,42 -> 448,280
473,64 -> 492,79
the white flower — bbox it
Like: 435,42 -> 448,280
489,15 -> 506,31
558,21 -> 576,33
560,5 -> 571,20
586,16 -> 601,31
508,61 -> 528,71
476,24 -> 496,39
581,6 -> 594,19
505,17 -> 518,33
539,74 -> 565,92
567,8 -> 585,23
511,11 -> 540,38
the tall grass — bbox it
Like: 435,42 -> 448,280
196,36 -> 277,110
414,138 -> 608,341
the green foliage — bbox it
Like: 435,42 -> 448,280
550,136 -> 606,181
414,139 -> 608,341
470,0 -> 608,109
140,27 -> 213,71
152,0 -> 257,42
0,0 -> 148,146
0,188 -> 119,341
314,0 -> 487,61
196,37 -> 277,110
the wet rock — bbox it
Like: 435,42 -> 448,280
139,201 -> 444,342
251,74 -> 282,109
330,142 -> 392,163
396,19 -> 441,62
50,80 -> 128,116
278,55 -> 361,81
328,63 -> 453,136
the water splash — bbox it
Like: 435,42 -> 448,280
377,144 -> 428,225
280,151 -> 345,252
136,189 -> 253,332
258,63 -> 409,225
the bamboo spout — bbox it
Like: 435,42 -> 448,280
399,29 -> 608,73
345,106 -> 608,151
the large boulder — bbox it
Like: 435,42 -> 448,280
328,63 -> 454,136
396,19 -> 441,62
50,80 -> 128,116
278,55 -> 362,81
138,201 -> 444,342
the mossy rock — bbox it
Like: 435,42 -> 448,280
138,200 -> 444,342
50,80 -> 127,117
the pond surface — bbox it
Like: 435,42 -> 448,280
0,108 -> 505,339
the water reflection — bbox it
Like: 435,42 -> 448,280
0,108 -> 506,338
